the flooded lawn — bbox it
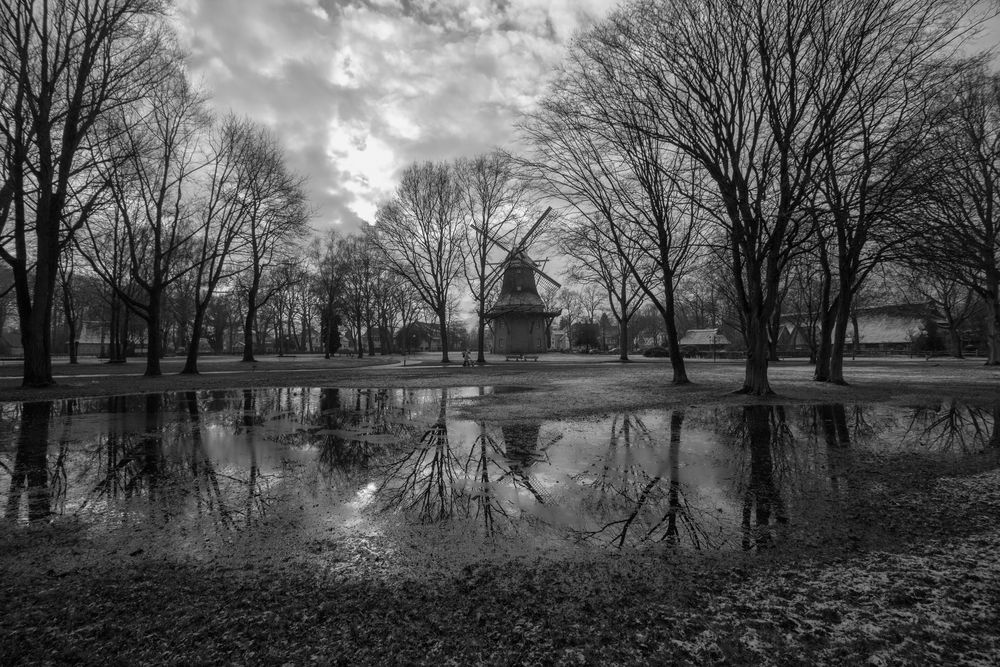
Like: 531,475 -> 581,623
2,387 -> 999,567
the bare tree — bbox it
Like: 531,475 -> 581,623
807,3 -> 976,384
80,69 -> 208,376
235,124 -> 309,362
456,150 -> 526,363
309,230 -> 346,358
179,115 -> 264,374
902,67 -> 1000,365
337,233 -> 376,358
374,161 -> 465,363
0,0 -> 169,386
598,0 -> 982,393
560,215 -> 647,360
520,28 -> 700,384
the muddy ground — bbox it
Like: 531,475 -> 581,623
1,353 -> 999,665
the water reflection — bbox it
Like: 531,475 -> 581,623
0,389 -> 997,559
905,400 -> 1000,451
5,401 -> 53,521
572,410 -> 721,549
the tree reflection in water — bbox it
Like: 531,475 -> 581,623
81,392 -> 279,528
737,405 -> 790,551
905,399 -> 1000,451
370,388 -> 559,536
814,404 -> 853,497
314,388 -> 411,487
375,388 -> 459,522
572,410 -> 720,549
5,401 -> 53,522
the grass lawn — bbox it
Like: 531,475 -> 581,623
1,354 -> 998,665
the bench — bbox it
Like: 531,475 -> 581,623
505,354 -> 539,362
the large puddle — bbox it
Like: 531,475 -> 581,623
2,387 -> 998,563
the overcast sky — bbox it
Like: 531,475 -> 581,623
171,0 -> 617,235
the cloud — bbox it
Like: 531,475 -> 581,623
170,0 -> 618,234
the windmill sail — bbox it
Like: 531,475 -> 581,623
484,209 -> 561,354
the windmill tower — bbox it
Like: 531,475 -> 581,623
482,208 -> 561,355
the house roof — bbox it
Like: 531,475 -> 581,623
848,314 -> 923,344
678,328 -> 730,346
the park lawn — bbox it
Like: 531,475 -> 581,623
0,352 -> 998,412
1,355 -> 999,664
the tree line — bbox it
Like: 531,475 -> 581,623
4,0 -> 1000,397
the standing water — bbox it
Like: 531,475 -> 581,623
2,387 -> 997,566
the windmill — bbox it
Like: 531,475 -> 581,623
479,207 -> 561,355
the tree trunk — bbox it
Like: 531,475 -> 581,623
242,304 -> 257,362
62,289 -> 78,365
985,293 -> 1000,365
477,308 -> 487,364
355,317 -> 364,358
17,245 -> 58,387
662,280 -> 688,384
108,298 -> 126,363
768,301 -> 781,362
829,291 -> 852,385
181,306 -> 208,374
19,282 -> 55,388
851,313 -> 860,360
618,319 -> 629,361
947,319 -> 964,358
438,307 -> 450,363
813,287 -> 836,382
740,317 -> 773,395
145,293 -> 163,376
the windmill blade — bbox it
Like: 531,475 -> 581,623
517,207 -> 552,250
532,265 -> 561,288
484,267 -> 506,292
472,223 -> 514,255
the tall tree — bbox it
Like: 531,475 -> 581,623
0,0 -> 168,386
180,115 -> 259,374
80,69 -> 208,376
903,67 -> 1000,365
374,161 -> 465,363
560,215 -> 647,361
456,150 -> 526,363
520,31 -> 700,384
599,0 -> 982,393
235,123 -> 308,362
808,2 -> 975,384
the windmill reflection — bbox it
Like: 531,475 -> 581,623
498,422 -> 558,504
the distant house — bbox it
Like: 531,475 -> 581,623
776,322 -> 814,357
678,328 -> 731,356
846,303 -> 944,354
396,322 -> 441,352
780,302 -> 946,356
550,328 -> 571,351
